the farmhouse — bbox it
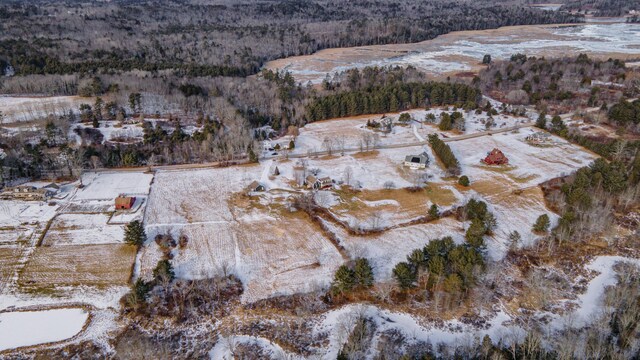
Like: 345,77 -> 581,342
305,175 -> 333,190
482,148 -> 509,165
0,185 -> 54,201
263,140 -> 274,151
115,195 -> 136,210
246,181 -> 266,194
404,152 -> 430,169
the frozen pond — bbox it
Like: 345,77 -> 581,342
0,308 -> 89,351
265,22 -> 640,84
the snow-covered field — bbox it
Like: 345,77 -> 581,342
41,213 -> 124,246
74,172 -> 153,201
266,22 -> 640,84
71,121 -> 144,144
0,308 -> 89,352
0,96 -> 91,124
450,128 -> 598,188
0,201 -> 59,228
0,172 -> 154,354
446,129 -> 598,259
328,217 -> 466,280
277,109 -> 531,158
141,167 -> 344,303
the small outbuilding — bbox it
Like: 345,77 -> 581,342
246,181 -> 265,193
482,148 -> 509,165
115,195 -> 136,210
404,152 -> 430,169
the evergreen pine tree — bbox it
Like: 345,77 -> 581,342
354,258 -> 374,288
153,259 -> 175,282
429,204 -> 440,219
124,220 -> 146,246
533,214 -> 550,233
535,112 -> 547,129
393,262 -> 416,289
332,265 -> 356,294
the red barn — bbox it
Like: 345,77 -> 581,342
483,148 -> 509,165
115,195 -> 136,210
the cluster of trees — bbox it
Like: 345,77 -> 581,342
124,220 -> 146,246
428,134 -> 460,175
477,53 -> 632,110
392,236 -> 484,304
462,199 -> 497,249
552,157 -> 639,242
536,113 -> 568,137
306,81 -> 480,122
331,258 -> 374,295
438,111 -> 464,131
0,44 -> 254,77
608,99 -> 640,128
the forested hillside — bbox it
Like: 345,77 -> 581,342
560,0 -> 640,16
0,0 -> 582,77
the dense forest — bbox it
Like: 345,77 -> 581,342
560,0 -> 640,16
0,0 -> 582,77
477,54 -> 637,114
306,82 -> 480,122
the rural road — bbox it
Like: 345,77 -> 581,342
270,121 -> 536,160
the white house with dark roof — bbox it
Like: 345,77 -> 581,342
403,152 -> 430,169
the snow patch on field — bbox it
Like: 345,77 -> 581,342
450,130 -> 597,188
210,335 -> 303,360
326,218 -> 465,280
0,201 -> 59,227
42,213 -> 124,246
0,96 -> 89,123
0,308 -> 88,351
74,172 -> 153,201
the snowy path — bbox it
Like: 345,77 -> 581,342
569,256 -> 640,328
412,122 -> 425,142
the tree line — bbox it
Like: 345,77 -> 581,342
306,82 -> 480,122
428,134 -> 461,175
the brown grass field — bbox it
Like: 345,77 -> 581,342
333,184 -> 458,222
19,244 -> 136,290
0,247 -> 20,287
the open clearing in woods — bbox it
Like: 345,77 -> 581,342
0,96 -> 92,124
